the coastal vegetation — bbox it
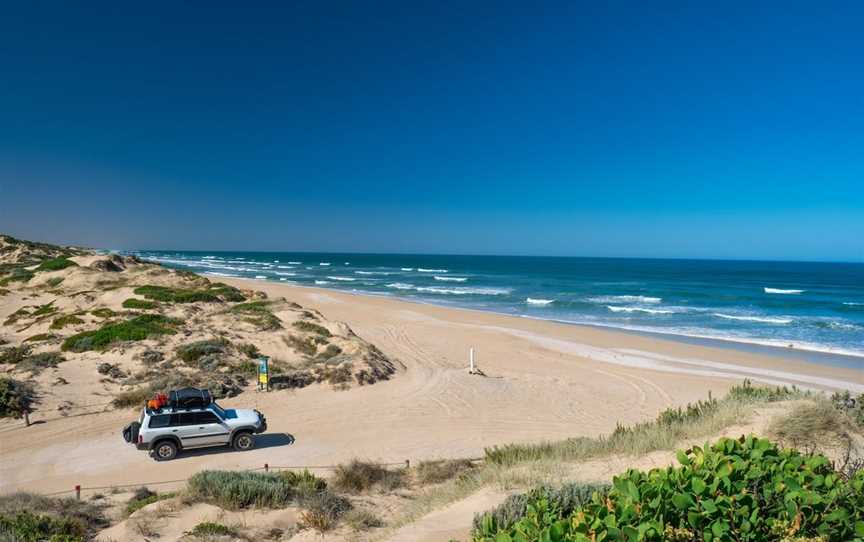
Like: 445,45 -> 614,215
121,298 -> 156,309
0,377 -> 35,418
61,314 -> 181,352
0,492 -> 106,542
34,257 -> 78,272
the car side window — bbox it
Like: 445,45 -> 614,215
149,414 -> 170,428
196,411 -> 221,424
169,413 -> 197,426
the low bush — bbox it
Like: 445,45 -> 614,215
50,314 -> 85,329
332,460 -> 406,493
237,342 -> 260,359
125,488 -> 175,515
473,436 -> 864,542
35,258 -> 78,272
188,521 -> 236,537
0,492 -> 106,542
206,282 -> 246,302
32,302 -> 58,317
0,268 -> 34,286
231,301 -> 282,331
0,377 -> 35,418
111,388 -> 150,409
285,335 -> 318,356
133,285 -> 219,304
18,352 -> 64,374
90,307 -> 116,319
299,490 -> 353,532
44,276 -> 64,288
122,298 -> 156,310
186,470 -> 328,509
344,508 -> 384,531
61,314 -> 180,352
473,482 -> 609,535
23,333 -> 54,342
0,345 -> 31,364
832,390 -> 864,427
416,458 -> 476,485
176,339 -> 229,364
293,320 -> 331,337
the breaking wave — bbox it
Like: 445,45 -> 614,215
713,313 -> 792,324
418,268 -> 447,273
434,276 -> 467,282
327,276 -> 355,281
764,288 -> 804,294
589,295 -> 662,304
526,298 -> 555,306
607,306 -> 675,315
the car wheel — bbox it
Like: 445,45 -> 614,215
153,440 -> 178,461
233,432 -> 255,451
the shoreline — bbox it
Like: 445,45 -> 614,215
223,276 -> 863,393
222,275 -> 864,376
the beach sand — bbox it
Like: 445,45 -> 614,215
1,279 -> 861,497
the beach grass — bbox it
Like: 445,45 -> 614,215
61,314 -> 181,352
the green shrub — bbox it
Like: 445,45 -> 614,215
90,308 -> 116,319
332,460 -> 406,493
231,301 -> 282,330
293,320 -> 331,337
61,314 -> 180,352
3,307 -> 31,326
416,459 -> 476,485
188,522 -> 235,536
111,388 -> 150,409
831,391 -> 864,427
35,258 -> 78,272
24,333 -> 54,342
344,508 -> 383,531
0,492 -> 106,541
206,282 -> 246,302
299,490 -> 352,532
473,482 -> 609,535
122,298 -> 156,310
125,489 -> 175,515
0,377 -> 35,417
0,345 -> 31,364
176,339 -> 229,363
18,352 -> 64,374
133,285 -> 219,304
285,335 -> 318,357
45,276 -> 65,288
186,470 -> 327,509
0,268 -> 34,286
473,436 -> 864,542
237,342 -> 260,359
50,314 -> 85,329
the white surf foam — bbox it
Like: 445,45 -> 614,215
843,302 -> 863,306
434,276 -> 467,282
319,262 -> 331,266
204,271 -> 239,278
526,298 -> 555,306
315,280 -> 330,285
355,271 -> 393,275
713,313 -> 792,324
418,268 -> 447,273
608,306 -> 674,315
401,268 -> 414,271
386,282 -> 414,290
327,276 -> 356,281
275,271 -> 296,276
415,286 -> 511,296
255,275 -> 267,279
764,288 -> 804,294
288,261 -> 302,264
277,265 -> 295,269
589,295 -> 662,304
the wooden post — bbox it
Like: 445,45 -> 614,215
264,463 -> 269,473
405,459 -> 410,470
23,410 -> 30,427
75,485 -> 81,500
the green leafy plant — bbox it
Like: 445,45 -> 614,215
473,436 -> 864,542
292,320 -> 332,337
0,377 -> 35,418
50,314 -> 85,329
186,470 -> 329,509
187,521 -> 235,536
176,338 -> 229,363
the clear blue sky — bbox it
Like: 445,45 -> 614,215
1,2 -> 862,261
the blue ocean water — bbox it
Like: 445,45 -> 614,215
134,251 -> 864,362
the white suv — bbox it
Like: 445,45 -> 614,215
123,392 -> 267,461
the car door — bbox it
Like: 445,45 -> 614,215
193,410 -> 231,446
170,412 -> 203,447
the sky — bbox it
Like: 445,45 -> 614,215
1,2 -> 862,261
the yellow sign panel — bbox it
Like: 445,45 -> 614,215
258,373 -> 268,384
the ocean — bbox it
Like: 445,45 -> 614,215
133,251 -> 864,366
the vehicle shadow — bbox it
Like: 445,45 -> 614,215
174,433 -> 295,460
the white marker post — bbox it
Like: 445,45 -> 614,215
469,347 -> 475,373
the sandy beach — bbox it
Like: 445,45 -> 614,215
2,277 -> 860,497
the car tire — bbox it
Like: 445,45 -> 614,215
233,432 -> 255,451
153,440 -> 178,461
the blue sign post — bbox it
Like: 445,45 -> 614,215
257,356 -> 270,392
